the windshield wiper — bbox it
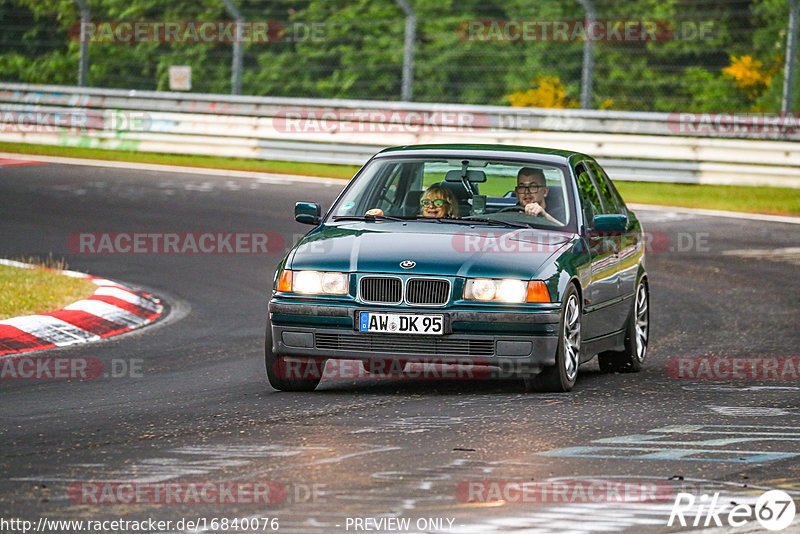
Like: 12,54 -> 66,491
331,214 -> 407,222
458,216 -> 531,228
401,216 -> 455,224
391,216 -> 517,226
332,215 -> 530,228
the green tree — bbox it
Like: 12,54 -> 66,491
0,0 -> 796,111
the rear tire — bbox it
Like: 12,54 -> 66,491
598,277 -> 649,373
524,284 -> 581,392
265,325 -> 323,391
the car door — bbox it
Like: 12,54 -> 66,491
575,162 -> 620,340
586,159 -> 632,333
589,160 -> 639,301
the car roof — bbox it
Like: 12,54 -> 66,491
374,144 -> 589,165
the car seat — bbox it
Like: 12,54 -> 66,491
403,190 -> 423,217
435,181 -> 477,217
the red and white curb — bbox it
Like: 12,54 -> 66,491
0,157 -> 44,167
0,259 -> 163,357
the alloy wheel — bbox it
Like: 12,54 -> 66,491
563,294 -> 581,381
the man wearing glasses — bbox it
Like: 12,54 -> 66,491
514,167 -> 564,226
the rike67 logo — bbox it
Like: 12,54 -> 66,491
669,490 -> 796,531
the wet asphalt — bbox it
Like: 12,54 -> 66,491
1,162 -> 799,533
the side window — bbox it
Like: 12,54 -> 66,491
382,165 -> 403,204
575,163 -> 602,224
372,164 -> 407,213
587,160 -> 623,214
601,166 -> 627,214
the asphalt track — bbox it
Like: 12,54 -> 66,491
1,161 -> 800,534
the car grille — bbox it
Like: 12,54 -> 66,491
406,278 -> 450,305
359,276 -> 451,305
360,276 -> 403,304
315,333 -> 494,357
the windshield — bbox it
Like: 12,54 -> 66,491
328,157 -> 573,230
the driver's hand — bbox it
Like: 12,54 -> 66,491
524,202 -> 545,217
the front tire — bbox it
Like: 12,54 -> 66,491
265,325 -> 323,391
524,284 -> 581,392
598,277 -> 649,373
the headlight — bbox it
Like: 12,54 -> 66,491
497,279 -> 527,302
294,271 -> 323,293
278,270 -> 349,295
464,279 -> 550,303
465,278 -> 498,301
321,271 -> 348,294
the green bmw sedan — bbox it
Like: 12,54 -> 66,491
266,144 -> 649,392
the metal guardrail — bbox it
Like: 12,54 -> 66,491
1,83 -> 798,187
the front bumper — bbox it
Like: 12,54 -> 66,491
269,300 -> 561,372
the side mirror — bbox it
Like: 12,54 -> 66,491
295,202 -> 321,225
592,214 -> 627,233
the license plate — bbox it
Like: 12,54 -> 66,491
359,312 -> 444,335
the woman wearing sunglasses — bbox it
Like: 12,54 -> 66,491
419,184 -> 458,218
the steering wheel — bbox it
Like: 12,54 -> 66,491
497,205 -> 524,213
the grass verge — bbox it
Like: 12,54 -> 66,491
0,258 -> 97,320
1,142 -> 798,216
615,181 -> 800,216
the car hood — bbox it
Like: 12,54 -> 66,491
289,221 -> 574,279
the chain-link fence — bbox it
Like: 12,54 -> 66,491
0,0 -> 797,113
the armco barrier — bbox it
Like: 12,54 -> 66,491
1,83 -> 798,187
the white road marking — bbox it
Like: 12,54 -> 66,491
628,203 -> 800,225
10,444 -> 331,484
440,492 -> 763,534
245,446 -> 403,477
707,406 -> 796,417
0,152 -> 345,186
351,415 -> 486,434
537,424 -> 800,463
